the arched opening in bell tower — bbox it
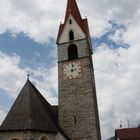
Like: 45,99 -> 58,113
68,44 -> 78,60
69,30 -> 74,40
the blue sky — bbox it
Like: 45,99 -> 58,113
0,32 -> 56,68
0,32 -> 55,107
0,0 -> 140,140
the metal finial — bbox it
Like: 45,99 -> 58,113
27,74 -> 30,80
26,71 -> 30,80
127,119 -> 130,128
120,120 -> 122,128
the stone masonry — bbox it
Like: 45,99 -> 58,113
58,37 -> 101,140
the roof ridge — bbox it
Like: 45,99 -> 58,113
25,80 -> 58,131
30,81 -> 58,124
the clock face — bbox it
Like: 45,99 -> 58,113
62,61 -> 82,80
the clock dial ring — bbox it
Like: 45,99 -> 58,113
62,61 -> 82,80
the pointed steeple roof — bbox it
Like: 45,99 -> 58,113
0,79 -> 58,132
57,0 -> 89,43
65,0 -> 82,25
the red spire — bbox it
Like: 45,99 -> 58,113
65,0 -> 82,25
57,0 -> 89,43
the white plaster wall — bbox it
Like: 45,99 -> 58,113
58,14 -> 86,44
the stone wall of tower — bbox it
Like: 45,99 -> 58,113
58,37 -> 101,140
58,39 -> 90,62
57,1 -> 101,139
58,56 -> 100,140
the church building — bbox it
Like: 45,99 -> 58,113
0,0 -> 101,140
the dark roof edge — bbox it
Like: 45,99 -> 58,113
0,129 -> 58,133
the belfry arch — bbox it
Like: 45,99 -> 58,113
68,44 -> 78,60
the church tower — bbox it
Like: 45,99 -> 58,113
57,0 -> 101,140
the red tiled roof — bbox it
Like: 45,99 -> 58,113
65,0 -> 82,27
57,0 -> 89,43
57,23 -> 64,43
115,128 -> 140,140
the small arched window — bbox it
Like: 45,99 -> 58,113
39,134 -> 48,140
74,116 -> 77,124
11,138 -> 20,140
69,30 -> 74,41
68,44 -> 78,60
69,19 -> 72,24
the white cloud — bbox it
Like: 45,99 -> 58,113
94,5 -> 140,139
0,0 -> 66,43
108,28 -> 125,45
0,0 -> 140,139
123,22 -> 140,47
0,107 -> 7,124
94,44 -> 140,139
0,0 -> 140,42
0,51 -> 58,104
79,0 -> 140,37
31,65 -> 58,105
0,51 -> 26,96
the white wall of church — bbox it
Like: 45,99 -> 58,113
58,14 -> 86,44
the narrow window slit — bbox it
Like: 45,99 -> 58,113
69,19 -> 72,24
74,116 -> 77,124
69,30 -> 74,40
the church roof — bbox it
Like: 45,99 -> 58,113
65,0 -> 82,26
0,79 -> 58,133
57,0 -> 89,43
115,128 -> 140,140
